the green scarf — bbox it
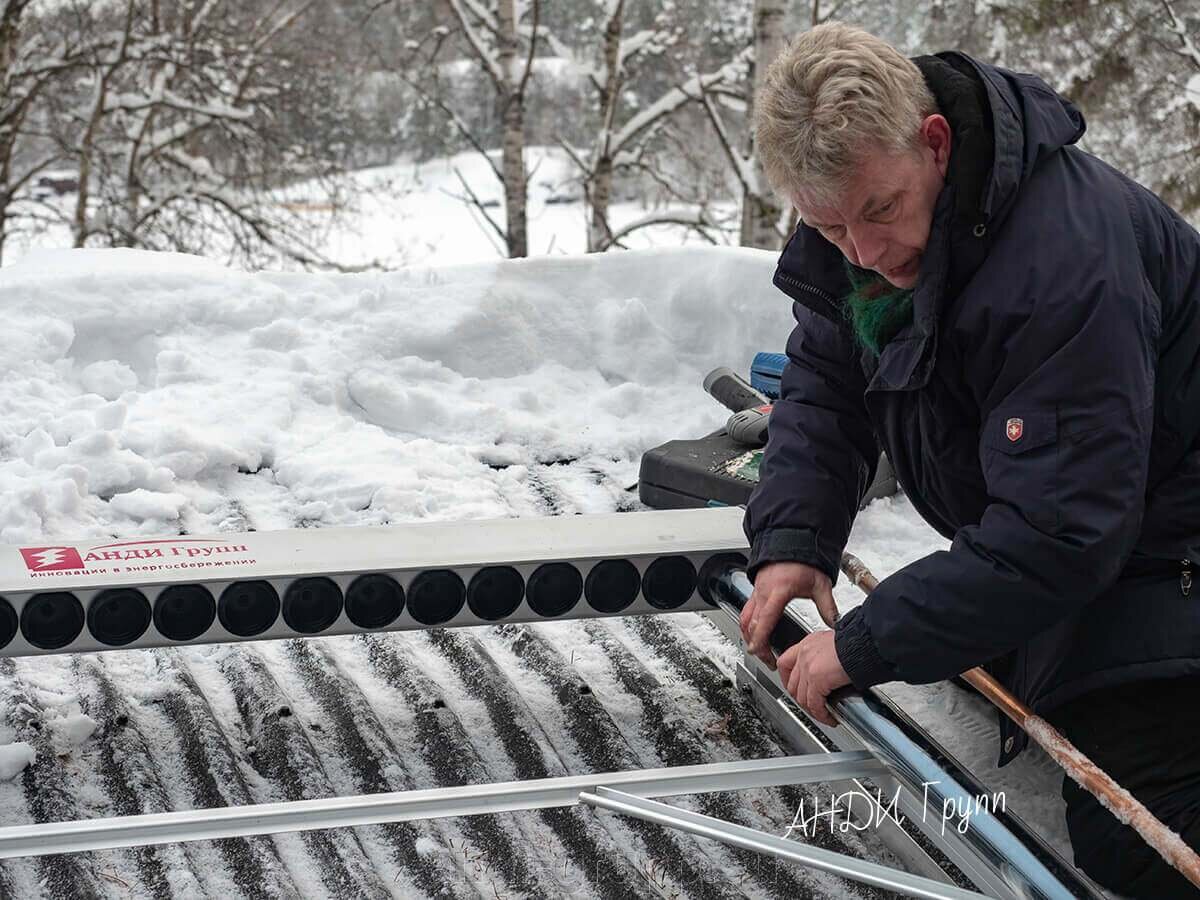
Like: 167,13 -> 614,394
843,262 -> 915,357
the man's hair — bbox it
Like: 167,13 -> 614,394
756,22 -> 938,205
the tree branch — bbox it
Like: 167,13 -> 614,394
450,165 -> 508,245
516,0 -> 539,97
698,89 -> 752,195
597,209 -> 720,251
444,0 -> 505,86
610,46 -> 751,157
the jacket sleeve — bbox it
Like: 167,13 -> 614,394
742,300 -> 879,584
833,264 -> 1160,690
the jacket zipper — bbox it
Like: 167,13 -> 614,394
774,271 -> 842,321
1182,559 -> 1192,597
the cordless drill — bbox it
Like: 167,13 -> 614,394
702,367 -> 772,447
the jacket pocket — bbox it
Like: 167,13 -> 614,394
979,408 -> 1059,531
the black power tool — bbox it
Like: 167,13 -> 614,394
701,367 -> 771,447
638,362 -> 898,510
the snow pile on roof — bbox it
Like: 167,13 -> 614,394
0,245 -> 786,544
0,743 -> 35,781
0,244 -> 1080,892
45,708 -> 98,754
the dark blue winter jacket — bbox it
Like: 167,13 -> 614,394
743,52 -> 1200,764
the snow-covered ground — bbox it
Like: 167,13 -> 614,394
4,147 -> 733,272
0,239 -> 1079,894
299,148 -> 732,269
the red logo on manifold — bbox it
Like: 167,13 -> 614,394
19,547 -> 85,571
1006,418 -> 1024,443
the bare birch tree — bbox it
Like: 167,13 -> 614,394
434,0 -> 542,258
0,0 -> 42,261
993,0 -> 1200,218
0,0 -> 95,262
1153,0 -> 1200,211
70,0 -> 135,249
696,0 -> 858,250
739,0 -> 787,249
545,4 -> 748,251
53,0 -> 363,268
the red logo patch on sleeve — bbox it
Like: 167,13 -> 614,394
1006,417 -> 1024,443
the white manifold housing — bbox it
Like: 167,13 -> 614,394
0,507 -> 749,657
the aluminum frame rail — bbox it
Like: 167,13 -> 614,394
581,787 -> 990,900
0,754 -> 878,858
701,564 -> 1108,900
0,510 -> 1109,897
0,507 -> 747,657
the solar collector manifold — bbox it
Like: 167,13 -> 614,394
0,508 -> 750,657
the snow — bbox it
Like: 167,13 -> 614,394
440,55 -> 584,84
106,488 -> 189,522
611,48 -> 751,158
79,361 -> 139,400
413,835 -> 442,856
1165,1 -> 1200,71
312,147 -> 734,269
1186,73 -> 1200,112
0,743 -> 36,780
45,710 -> 98,752
0,234 -> 1088,889
445,0 -> 506,86
0,244 -> 785,542
5,146 -> 738,272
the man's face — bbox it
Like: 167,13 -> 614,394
794,115 -> 952,290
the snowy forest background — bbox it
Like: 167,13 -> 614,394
2,0 -> 1199,271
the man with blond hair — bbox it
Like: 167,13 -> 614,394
739,22 -> 1200,897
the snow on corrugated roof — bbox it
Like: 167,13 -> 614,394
0,246 -> 893,897
0,245 -> 1075,896
0,613 -> 901,898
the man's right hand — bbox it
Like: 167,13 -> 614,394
739,561 -> 838,670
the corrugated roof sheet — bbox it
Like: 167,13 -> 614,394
0,610 -> 901,899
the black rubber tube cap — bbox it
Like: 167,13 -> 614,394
21,592 -> 84,650
696,553 -> 748,607
0,597 -> 16,649
527,562 -> 583,618
408,570 -> 466,626
154,584 -> 216,642
643,556 -> 697,609
88,588 -> 152,646
282,577 -> 343,634
218,580 -> 280,637
345,574 -> 404,629
467,566 -> 525,621
585,559 -> 640,614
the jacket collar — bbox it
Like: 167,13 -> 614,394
772,52 -> 1084,392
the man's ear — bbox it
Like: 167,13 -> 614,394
920,114 -> 953,177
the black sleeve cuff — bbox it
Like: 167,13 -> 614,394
746,527 -> 839,584
833,606 -> 896,690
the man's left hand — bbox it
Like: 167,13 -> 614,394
776,631 -> 851,726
